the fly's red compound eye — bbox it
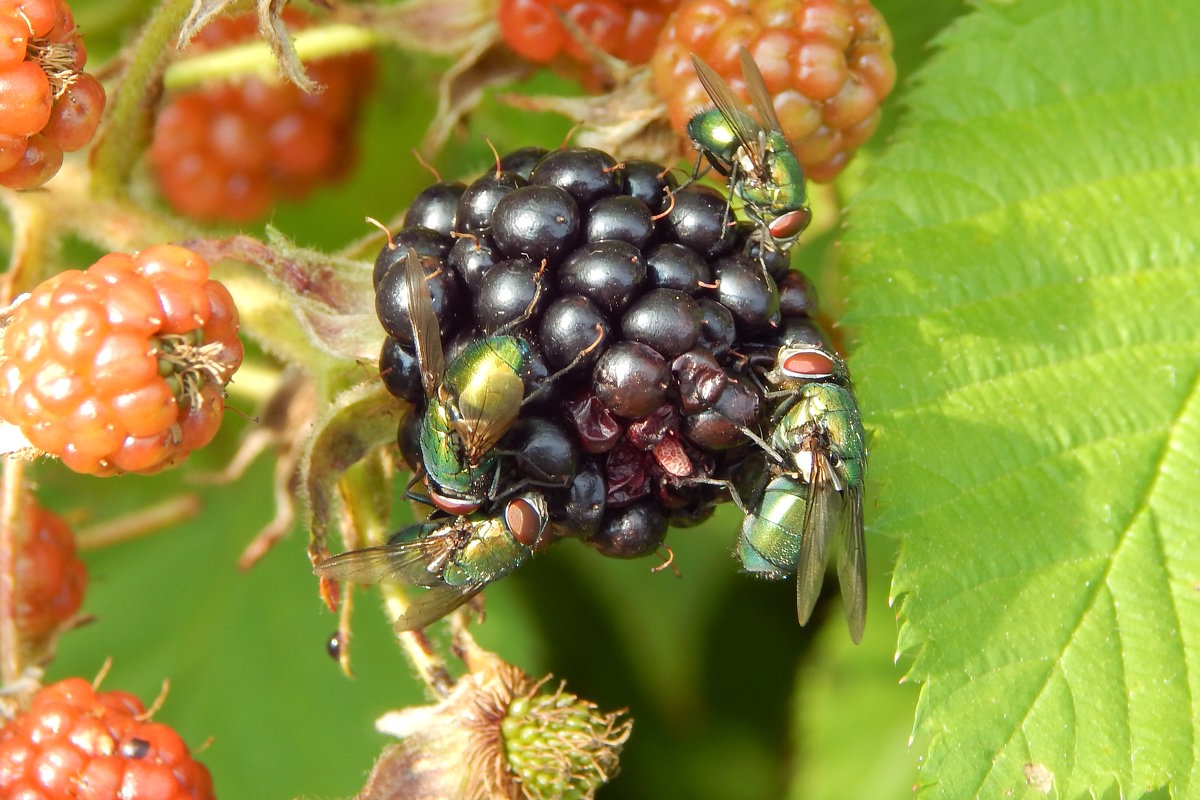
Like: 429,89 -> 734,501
781,347 -> 837,379
768,207 -> 811,239
505,495 -> 546,546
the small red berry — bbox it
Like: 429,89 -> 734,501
0,245 -> 243,476
0,60 -> 53,138
0,677 -> 216,800
12,495 -> 86,662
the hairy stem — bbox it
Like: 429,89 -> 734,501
90,0 -> 194,199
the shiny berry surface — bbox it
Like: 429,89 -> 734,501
645,242 -> 712,294
539,294 -> 612,372
474,257 -> 546,334
457,171 -> 528,234
585,195 -> 654,247
662,185 -> 737,257
593,341 -> 670,418
557,239 -> 647,316
375,248 -> 464,344
530,147 -> 623,208
491,184 -> 582,264
404,180 -> 466,235
619,288 -> 702,359
588,500 -> 668,558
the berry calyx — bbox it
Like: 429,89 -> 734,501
0,245 -> 244,476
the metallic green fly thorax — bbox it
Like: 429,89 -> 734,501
420,397 -> 499,499
773,383 -> 868,491
687,49 -> 813,254
442,515 -> 535,588
687,108 -> 758,177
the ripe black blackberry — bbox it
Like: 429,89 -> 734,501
373,146 -> 831,560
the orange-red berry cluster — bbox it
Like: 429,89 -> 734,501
652,0 -> 895,181
0,678 -> 215,799
15,496 -> 87,660
0,245 -> 243,476
149,12 -> 375,222
499,0 -> 677,88
0,0 -> 105,189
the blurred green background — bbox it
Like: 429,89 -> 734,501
21,0 -> 968,796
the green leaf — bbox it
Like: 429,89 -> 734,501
846,1 -> 1200,798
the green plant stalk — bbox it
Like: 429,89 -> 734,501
89,0 -> 195,200
0,460 -> 25,689
164,24 -> 383,90
338,457 -> 453,694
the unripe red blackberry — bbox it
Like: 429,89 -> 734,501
0,0 -> 106,189
148,11 -> 375,222
0,677 -> 215,799
652,0 -> 896,181
498,0 -> 678,90
0,244 -> 243,475
13,495 -> 87,663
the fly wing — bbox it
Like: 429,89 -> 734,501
690,53 -> 768,162
313,529 -> 456,589
392,583 -> 486,631
452,361 -> 524,460
835,486 -> 867,644
738,47 -> 786,135
403,248 -> 445,399
794,453 -> 841,626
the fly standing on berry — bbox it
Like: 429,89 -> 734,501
687,48 -> 812,256
403,247 -> 601,513
313,493 -> 552,630
404,246 -> 527,513
736,348 -> 868,642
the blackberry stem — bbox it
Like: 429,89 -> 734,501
163,24 -> 382,91
90,0 -> 194,200
0,460 -> 25,692
338,457 -> 454,693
